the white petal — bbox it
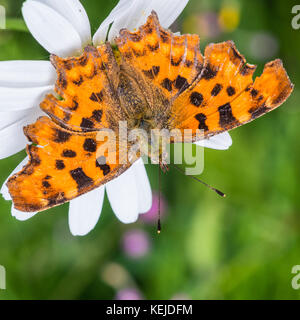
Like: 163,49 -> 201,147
133,159 -> 152,213
94,0 -> 189,43
106,164 -> 139,224
195,132 -> 233,150
68,186 -> 105,236
0,109 -> 33,130
22,1 -> 82,57
96,0 -> 146,43
93,0 -> 135,44
1,157 -> 29,201
0,121 -> 27,158
0,108 -> 43,159
0,61 -> 56,88
11,206 -> 37,221
144,0 -> 189,29
32,0 -> 91,46
0,85 -> 53,111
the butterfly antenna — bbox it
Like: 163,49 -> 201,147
171,164 -> 226,198
157,164 -> 162,234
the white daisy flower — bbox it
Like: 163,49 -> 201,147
0,0 -> 232,236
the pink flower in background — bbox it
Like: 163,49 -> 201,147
122,229 -> 150,258
115,288 -> 143,300
140,191 -> 168,224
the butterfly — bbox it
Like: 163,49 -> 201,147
7,11 -> 293,212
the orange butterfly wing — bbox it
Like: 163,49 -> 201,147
7,44 -> 131,213
116,12 -> 203,99
116,11 -> 293,139
170,43 -> 293,137
41,44 -> 121,132
7,116 -> 129,212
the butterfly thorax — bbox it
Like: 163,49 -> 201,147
116,68 -> 170,125
113,67 -> 171,163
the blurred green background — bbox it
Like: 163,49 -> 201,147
0,0 -> 300,300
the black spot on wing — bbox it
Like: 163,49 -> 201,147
250,89 -> 258,97
226,86 -> 236,96
83,138 -> 97,152
80,118 -> 94,130
144,25 -> 153,34
160,30 -> 170,43
174,75 -> 189,91
152,66 -> 160,76
42,181 -> 51,188
240,64 -> 255,76
56,160 -> 65,170
62,60 -> 73,70
54,129 -> 71,143
58,73 -> 67,89
249,103 -> 269,119
96,156 -> 111,176
257,95 -> 264,102
89,91 -> 103,102
78,55 -> 88,66
142,66 -> 160,79
171,57 -> 182,66
62,149 -> 77,158
70,100 -> 79,111
129,33 -> 142,42
92,110 -> 103,122
70,167 -> 93,191
218,103 -> 238,128
211,84 -> 222,96
185,60 -> 192,68
147,43 -> 159,51
73,76 -> 83,86
132,48 -> 146,57
194,113 -> 208,131
202,63 -> 218,80
190,92 -> 203,107
48,192 -> 66,207
161,78 -> 173,92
